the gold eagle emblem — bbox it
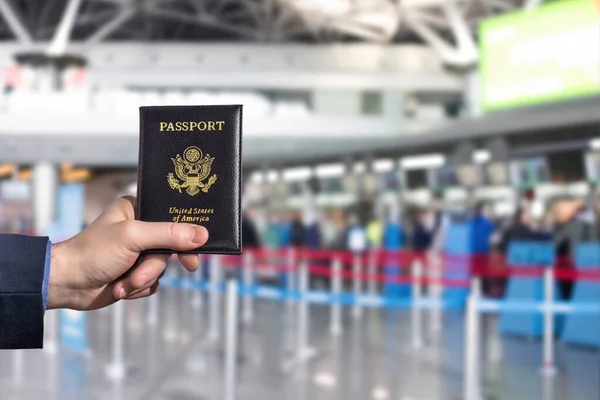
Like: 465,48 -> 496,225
167,146 -> 217,196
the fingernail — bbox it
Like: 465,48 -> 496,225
192,226 -> 208,244
119,287 -> 127,299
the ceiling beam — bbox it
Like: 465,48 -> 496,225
407,17 -> 472,66
143,8 -> 264,39
86,7 -> 136,44
405,10 -> 449,29
524,0 -> 545,11
443,0 -> 477,65
487,0 -> 516,11
328,18 -> 388,41
47,0 -> 83,56
0,0 -> 33,44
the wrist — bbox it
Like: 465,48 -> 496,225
47,242 -> 77,310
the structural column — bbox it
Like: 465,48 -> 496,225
465,70 -> 482,118
359,156 -> 376,224
32,163 -> 58,235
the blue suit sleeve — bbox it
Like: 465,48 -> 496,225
0,234 -> 50,349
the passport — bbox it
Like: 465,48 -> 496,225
136,105 -> 242,254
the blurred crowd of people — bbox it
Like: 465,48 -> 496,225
241,192 -> 600,300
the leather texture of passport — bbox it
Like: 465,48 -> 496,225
136,105 -> 242,254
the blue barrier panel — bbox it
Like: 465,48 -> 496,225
479,298 -> 600,315
533,242 -> 555,266
443,256 -> 470,308
444,223 -> 471,256
505,241 -> 555,266
159,276 -> 464,310
562,243 -> 600,348
383,223 -> 410,298
443,223 -> 471,308
500,241 -> 559,338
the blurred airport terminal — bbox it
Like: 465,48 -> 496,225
1,0 -> 600,399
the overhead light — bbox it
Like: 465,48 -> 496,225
473,150 -> 491,163
313,372 -> 337,388
266,170 -> 279,182
590,138 -> 600,150
400,154 -> 445,170
250,172 -> 264,183
18,168 -> 32,181
373,159 -> 395,173
0,163 -> 15,178
283,167 -> 312,181
316,163 -> 344,178
353,162 -> 366,173
371,386 -> 390,400
62,168 -> 91,182
60,163 -> 74,171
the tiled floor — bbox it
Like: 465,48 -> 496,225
0,279 -> 598,400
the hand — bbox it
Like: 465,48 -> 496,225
47,196 -> 208,310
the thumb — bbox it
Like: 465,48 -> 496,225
116,220 -> 208,252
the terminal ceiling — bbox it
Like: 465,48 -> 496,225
0,0 -> 526,66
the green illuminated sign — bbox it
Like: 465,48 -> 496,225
479,0 -> 600,111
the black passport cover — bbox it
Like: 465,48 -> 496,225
136,105 -> 242,254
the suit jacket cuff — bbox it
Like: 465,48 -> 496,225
0,234 -> 49,349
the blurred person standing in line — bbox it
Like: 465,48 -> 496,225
330,209 -> 349,250
305,210 -> 327,289
279,211 -> 292,248
263,212 -> 281,248
346,213 -> 367,291
551,196 -> 595,300
471,202 -> 495,254
320,210 -> 338,249
263,212 -> 287,286
242,208 -> 261,249
304,209 -> 321,250
469,202 -> 496,298
489,206 -> 540,297
365,212 -> 385,293
423,194 -> 452,306
366,214 -> 384,249
498,206 -> 540,253
240,208 -> 261,280
412,209 -> 433,252
347,213 -> 367,253
289,209 -> 306,248
552,197 -> 596,250
382,207 -> 405,298
429,191 -> 450,253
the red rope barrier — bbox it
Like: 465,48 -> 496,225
554,269 -> 600,282
306,265 -> 470,287
215,248 -> 600,283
